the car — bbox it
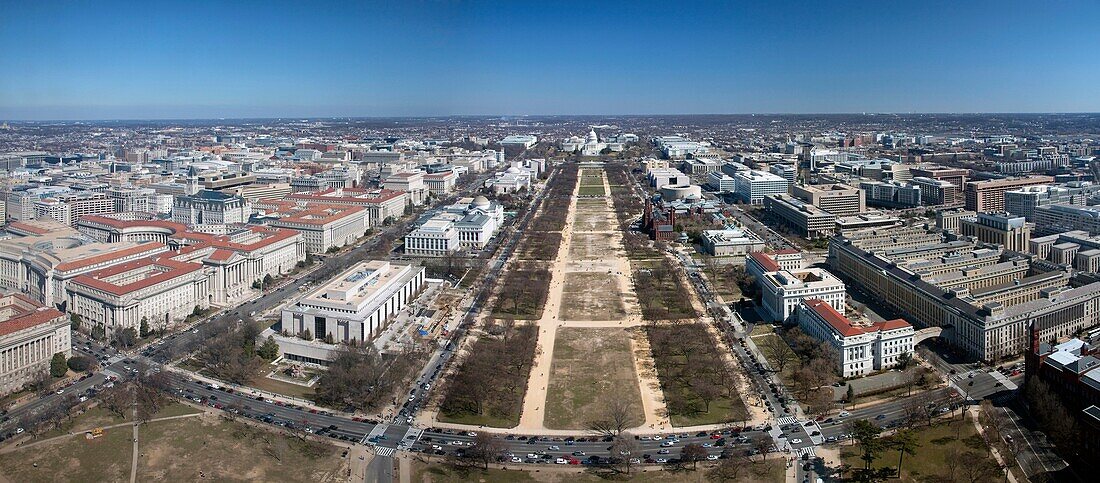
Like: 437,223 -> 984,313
838,410 -> 850,417
15,428 -> 24,434
56,389 -> 64,395
555,458 -> 568,465
702,443 -> 713,448
657,449 -> 671,455
547,445 -> 560,450
707,454 -> 720,461
655,458 -> 668,464
510,456 -> 522,463
875,414 -> 886,420
790,439 -> 802,444
572,451 -> 586,456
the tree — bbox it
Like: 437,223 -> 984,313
257,336 -> 280,361
324,332 -> 335,344
609,436 -> 639,474
960,451 -> 1001,483
113,327 -> 138,349
680,443 -> 708,469
466,432 -> 504,469
753,435 -> 772,461
888,429 -> 920,477
708,451 -> 750,481
588,398 -> 639,439
299,329 -> 313,341
760,335 -> 797,374
847,419 -> 884,470
139,317 -> 151,338
70,313 -> 82,330
896,351 -> 913,369
263,274 -> 274,287
67,355 -> 93,372
50,352 -> 68,378
846,384 -> 856,405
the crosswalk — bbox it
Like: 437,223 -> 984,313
373,446 -> 396,457
794,447 -> 816,458
777,416 -> 798,426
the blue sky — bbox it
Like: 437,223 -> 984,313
1,0 -> 1098,119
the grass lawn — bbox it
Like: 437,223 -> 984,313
436,411 -> 519,428
544,328 -> 644,430
577,185 -> 606,196
411,458 -> 785,482
0,419 -> 135,483
669,396 -> 749,427
137,414 -> 343,481
249,369 -> 316,400
752,333 -> 797,387
839,413 -> 999,482
559,273 -> 627,321
749,324 -> 775,337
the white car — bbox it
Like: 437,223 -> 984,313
790,439 -> 803,444
555,458 -> 568,465
511,456 -> 522,463
838,410 -> 851,417
547,445 -> 560,450
655,458 -> 669,463
660,441 -> 674,447
707,455 -> 720,461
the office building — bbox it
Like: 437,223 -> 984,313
935,209 -> 977,233
0,292 -> 70,396
791,184 -> 865,216
959,212 -> 1032,252
700,226 -> 766,257
1033,204 -> 1100,236
383,170 -> 429,206
1004,182 -> 1100,221
860,180 -> 922,208
734,170 -> 788,205
758,266 -> 846,322
647,168 -> 690,189
33,192 -> 114,226
277,260 -> 426,362
797,298 -> 914,378
763,194 -> 837,238
910,177 -> 961,206
286,188 -> 408,227
964,176 -> 1054,212
172,190 -> 252,225
254,200 -> 369,254
67,255 -> 211,338
500,135 -> 538,149
706,172 -> 737,192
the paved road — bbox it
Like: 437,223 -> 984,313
365,454 -> 393,483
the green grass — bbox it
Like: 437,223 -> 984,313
840,413 -> 998,482
669,396 -> 749,427
435,411 -> 518,428
577,185 -> 606,196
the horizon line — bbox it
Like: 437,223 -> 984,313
4,111 -> 1100,123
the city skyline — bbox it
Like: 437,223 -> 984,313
3,0 -> 1100,120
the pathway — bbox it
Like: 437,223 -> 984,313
516,167 -> 670,432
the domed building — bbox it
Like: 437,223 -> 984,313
561,128 -> 626,156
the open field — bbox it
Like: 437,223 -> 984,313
577,185 -> 606,196
568,232 -> 619,260
559,272 -> 627,321
840,413 -> 1000,482
0,409 -> 343,483
647,324 -> 750,426
544,328 -> 645,430
411,457 -> 785,482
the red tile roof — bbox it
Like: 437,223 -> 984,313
0,306 -> 65,337
748,251 -> 780,272
54,242 -> 167,272
804,299 -> 912,337
775,248 -> 801,255
7,221 -> 52,235
71,256 -> 203,296
804,299 -> 864,337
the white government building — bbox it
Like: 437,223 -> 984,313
798,298 -> 914,378
0,292 -> 70,396
404,196 -> 504,256
276,260 -> 426,363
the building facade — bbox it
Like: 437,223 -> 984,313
798,298 -> 914,378
0,292 -> 70,396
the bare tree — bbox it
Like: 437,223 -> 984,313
588,398 -> 639,438
753,435 -> 773,461
466,432 -> 504,470
760,336 -> 797,374
610,436 -> 640,474
708,451 -> 750,480
681,443 -> 708,469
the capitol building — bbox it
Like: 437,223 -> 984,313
561,129 -> 631,156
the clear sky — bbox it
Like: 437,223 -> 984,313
1,0 -> 1098,120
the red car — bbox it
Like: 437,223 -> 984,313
710,434 -> 722,439
309,409 -> 318,414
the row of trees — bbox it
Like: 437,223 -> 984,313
647,323 -> 746,420
844,416 -> 1003,483
439,324 -> 539,423
634,261 -> 699,320
490,262 -> 552,320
